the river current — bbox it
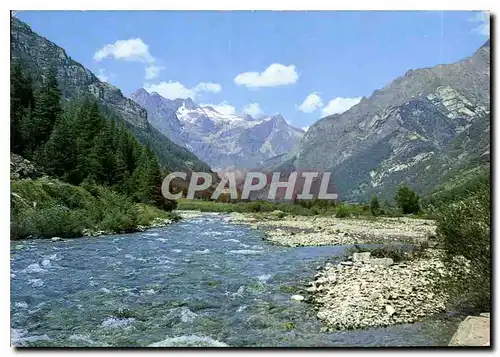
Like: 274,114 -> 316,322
11,213 -> 459,347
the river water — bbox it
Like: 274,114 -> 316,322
11,213 -> 459,347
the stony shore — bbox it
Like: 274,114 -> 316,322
226,211 -> 436,247
172,210 -> 464,333
302,250 -> 449,330
222,211 -> 450,331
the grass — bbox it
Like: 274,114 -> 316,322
177,198 -> 431,219
10,178 -> 177,240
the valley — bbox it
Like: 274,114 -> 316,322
9,11 -> 491,348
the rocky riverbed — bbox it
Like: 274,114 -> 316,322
304,250 -> 449,330
222,211 -> 451,331
227,211 -> 436,247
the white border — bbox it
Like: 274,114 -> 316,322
1,1 -> 497,356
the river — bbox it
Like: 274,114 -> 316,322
11,213 -> 459,347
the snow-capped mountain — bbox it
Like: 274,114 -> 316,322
131,88 -> 304,169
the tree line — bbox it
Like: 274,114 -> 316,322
11,61 -> 173,210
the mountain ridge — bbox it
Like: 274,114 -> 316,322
131,89 -> 305,170
291,40 -> 490,201
11,16 -> 211,173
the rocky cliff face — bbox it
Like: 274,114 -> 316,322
131,89 -> 305,169
293,41 -> 490,201
11,16 -> 211,172
11,17 -> 148,128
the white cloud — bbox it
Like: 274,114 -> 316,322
96,69 -> 109,82
194,82 -> 222,93
243,103 -> 263,117
201,101 -> 235,116
302,126 -> 310,132
298,92 -> 323,113
144,81 -> 195,100
145,65 -> 165,80
234,63 -> 298,88
470,11 -> 490,36
94,38 -> 155,63
321,97 -> 362,117
144,80 -> 223,100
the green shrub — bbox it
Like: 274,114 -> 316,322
436,181 -> 490,312
10,178 -> 173,240
283,321 -> 295,331
370,196 -> 381,216
343,244 -> 424,262
335,205 -> 350,218
395,185 -> 420,214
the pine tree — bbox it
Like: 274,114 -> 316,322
22,67 -> 62,158
395,185 -> 421,214
42,110 -> 77,182
10,62 -> 34,155
87,119 -> 116,185
73,100 -> 104,183
130,146 -> 163,206
370,196 -> 381,216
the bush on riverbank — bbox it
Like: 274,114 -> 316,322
435,179 -> 490,312
344,243 -> 427,263
10,178 -> 177,240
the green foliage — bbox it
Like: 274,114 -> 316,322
22,67 -> 62,158
370,196 -> 381,216
395,185 -> 420,214
344,244 -> 426,262
10,178 -> 176,240
11,64 -> 173,213
275,211 -> 286,219
10,61 -> 35,155
435,180 -> 490,312
335,204 -> 350,218
422,170 -> 490,209
283,321 -> 295,331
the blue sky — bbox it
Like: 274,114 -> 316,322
16,10 -> 489,130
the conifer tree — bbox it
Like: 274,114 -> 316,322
22,67 -> 62,158
10,62 -> 34,155
42,110 -> 77,182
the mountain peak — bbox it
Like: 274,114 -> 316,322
131,88 -> 148,98
269,114 -> 286,123
183,97 -> 197,109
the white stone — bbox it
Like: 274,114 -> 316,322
353,252 -> 371,262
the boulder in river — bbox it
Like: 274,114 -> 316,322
291,294 -> 305,302
448,315 -> 490,346
50,237 -> 63,242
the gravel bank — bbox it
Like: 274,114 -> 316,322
228,212 -> 436,247
305,250 -> 448,330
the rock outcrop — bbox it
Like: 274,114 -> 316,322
10,153 -> 43,180
292,41 -> 490,201
10,16 -> 211,173
448,314 -> 490,346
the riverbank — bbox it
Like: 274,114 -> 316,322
302,250 -> 449,330
216,211 -> 456,331
11,178 -> 179,240
11,212 -> 459,347
226,211 -> 436,247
